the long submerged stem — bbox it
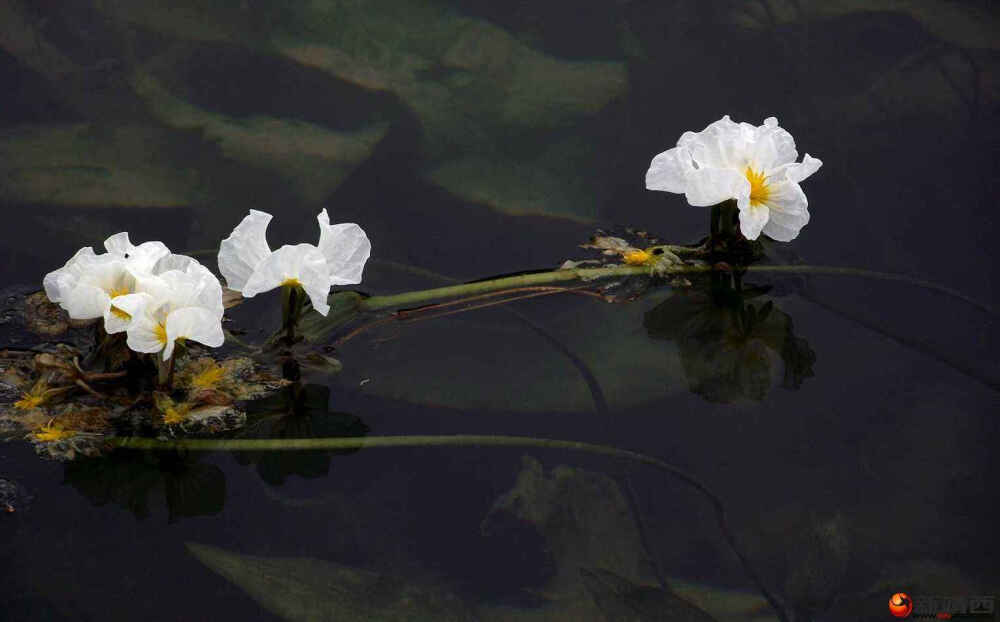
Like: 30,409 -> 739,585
359,263 -> 993,315
112,433 -> 791,621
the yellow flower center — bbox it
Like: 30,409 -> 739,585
154,322 -> 168,346
282,278 -> 302,287
623,249 -> 652,266
110,306 -> 131,320
745,167 -> 771,207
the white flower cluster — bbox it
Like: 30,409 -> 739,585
44,233 -> 225,360
646,116 -> 822,241
42,209 -> 371,360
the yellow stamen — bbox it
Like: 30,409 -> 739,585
154,322 -> 167,346
162,406 -> 188,425
282,278 -> 302,287
14,381 -> 49,410
745,167 -> 771,207
191,363 -> 225,389
623,249 -> 652,266
108,286 -> 131,298
110,306 -> 131,320
32,421 -> 76,442
14,394 -> 45,410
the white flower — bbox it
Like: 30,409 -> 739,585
43,232 -> 171,333
218,209 -> 371,316
645,116 -> 822,241
115,260 -> 225,360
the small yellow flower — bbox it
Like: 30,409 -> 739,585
14,381 -> 50,410
623,249 -> 653,266
162,406 -> 190,425
191,362 -> 226,389
32,420 -> 76,442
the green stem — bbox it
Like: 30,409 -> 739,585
111,433 -> 789,621
155,355 -> 174,388
360,265 -> 648,311
282,284 -> 304,343
358,263 -> 993,315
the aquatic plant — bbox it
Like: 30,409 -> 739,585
218,209 -> 370,343
646,116 -> 822,241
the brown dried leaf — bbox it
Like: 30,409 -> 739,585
21,291 -> 68,336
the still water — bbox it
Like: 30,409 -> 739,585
1,1 -> 998,620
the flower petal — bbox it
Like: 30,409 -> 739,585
317,209 -> 371,286
748,117 -> 798,171
685,116 -> 748,170
63,284 -> 111,320
645,146 -> 694,194
737,202 -> 770,241
761,181 -> 810,242
164,307 -> 224,359
126,314 -> 165,354
104,232 -> 169,273
242,243 -> 330,305
103,232 -> 133,255
43,247 -> 96,303
784,154 -> 822,184
218,210 -> 273,292
110,292 -> 153,318
152,253 -> 198,274
684,168 -> 749,207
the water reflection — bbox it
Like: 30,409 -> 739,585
64,449 -> 225,523
235,383 -> 368,486
645,272 -> 815,403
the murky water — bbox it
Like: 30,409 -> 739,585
1,1 -> 998,621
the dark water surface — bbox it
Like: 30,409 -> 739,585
1,1 -> 998,621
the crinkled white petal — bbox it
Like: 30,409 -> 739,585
684,168 -> 749,207
63,284 -> 111,320
43,247 -> 97,303
746,118 -> 798,172
163,306 -> 224,360
103,299 -> 134,334
645,146 -> 694,194
77,256 -> 132,293
103,232 -> 133,256
242,244 -> 329,300
760,181 -> 810,242
686,116 -> 748,170
152,253 -> 198,275
737,201 -> 770,241
317,209 -> 371,287
110,292 -> 154,318
164,261 -> 224,316
784,154 -> 823,184
218,210 -> 273,292
126,314 -> 165,354
103,232 -> 169,273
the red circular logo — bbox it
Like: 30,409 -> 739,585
889,593 -> 913,618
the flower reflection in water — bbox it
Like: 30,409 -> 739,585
645,272 -> 815,403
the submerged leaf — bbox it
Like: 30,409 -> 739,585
185,542 -> 476,622
581,567 -> 719,622
130,72 -> 389,204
